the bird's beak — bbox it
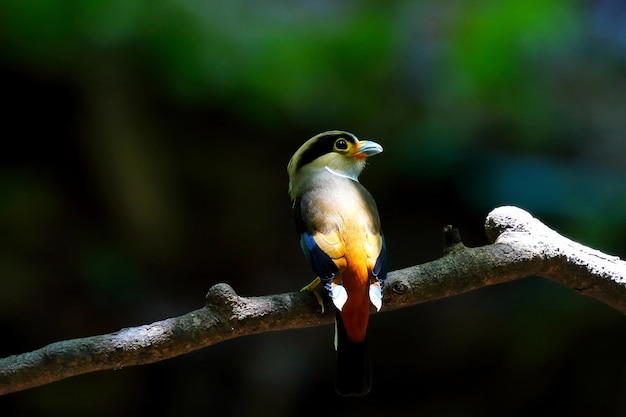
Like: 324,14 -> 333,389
353,140 -> 383,159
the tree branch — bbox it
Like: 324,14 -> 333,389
1,206 -> 625,395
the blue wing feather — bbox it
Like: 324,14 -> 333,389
300,232 -> 338,284
372,234 -> 387,286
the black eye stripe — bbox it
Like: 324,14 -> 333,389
296,132 -> 356,170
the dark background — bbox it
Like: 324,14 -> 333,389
2,1 -> 626,416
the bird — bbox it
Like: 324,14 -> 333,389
287,130 -> 387,396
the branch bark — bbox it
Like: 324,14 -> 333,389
1,206 -> 625,395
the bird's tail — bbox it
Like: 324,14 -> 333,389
334,311 -> 371,396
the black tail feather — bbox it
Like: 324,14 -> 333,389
335,312 -> 371,396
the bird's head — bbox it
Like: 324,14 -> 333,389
288,131 -> 383,198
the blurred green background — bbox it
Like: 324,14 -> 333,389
2,0 -> 626,416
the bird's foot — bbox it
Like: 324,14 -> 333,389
300,277 -> 325,313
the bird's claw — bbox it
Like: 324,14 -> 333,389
300,277 -> 325,313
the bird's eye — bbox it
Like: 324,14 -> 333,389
334,139 -> 349,151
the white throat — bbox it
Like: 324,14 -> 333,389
325,166 -> 359,182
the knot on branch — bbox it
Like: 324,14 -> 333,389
390,280 -> 409,295
442,225 -> 465,255
205,283 -> 240,317
485,206 -> 534,242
